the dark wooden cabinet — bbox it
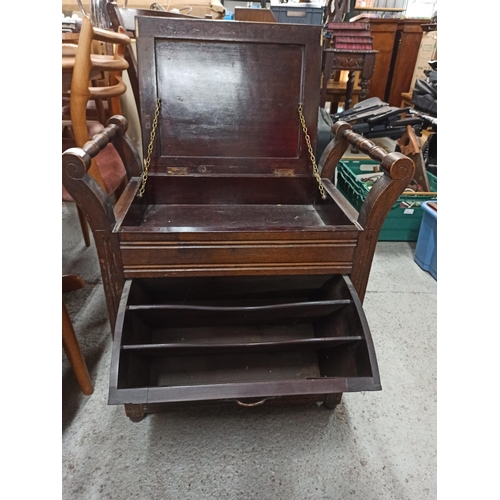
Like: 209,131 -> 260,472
386,19 -> 428,107
366,18 -> 399,101
63,17 -> 415,421
367,18 -> 427,106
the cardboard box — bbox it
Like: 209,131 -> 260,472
354,0 -> 375,8
410,30 -> 437,92
62,1 -> 225,20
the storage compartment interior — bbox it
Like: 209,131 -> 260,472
119,175 -> 358,230
114,275 -> 376,392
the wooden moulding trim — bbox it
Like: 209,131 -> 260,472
118,227 -> 360,237
123,262 -> 354,270
108,377 -> 381,405
122,265 -> 354,278
120,237 -> 358,245
119,241 -> 358,248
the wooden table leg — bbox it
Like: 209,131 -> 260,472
345,71 -> 355,110
360,52 -> 376,101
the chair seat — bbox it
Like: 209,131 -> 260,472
62,123 -> 127,201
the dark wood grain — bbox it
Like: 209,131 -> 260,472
108,274 -> 380,406
62,19 -> 416,417
136,17 -> 322,174
386,19 -> 426,106
365,18 -> 427,105
365,18 -> 399,100
233,7 -> 276,22
320,49 -> 378,109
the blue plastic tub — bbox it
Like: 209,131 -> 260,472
414,201 -> 437,279
270,4 -> 324,25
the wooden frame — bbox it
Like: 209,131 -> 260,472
62,18 -> 414,419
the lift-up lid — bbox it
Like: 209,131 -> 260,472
136,17 -> 323,176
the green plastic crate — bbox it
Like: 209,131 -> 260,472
336,159 -> 437,241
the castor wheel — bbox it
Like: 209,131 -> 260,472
323,393 -> 342,410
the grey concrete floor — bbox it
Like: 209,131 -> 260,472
62,201 -> 437,500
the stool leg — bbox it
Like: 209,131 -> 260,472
125,404 -> 145,422
345,71 -> 355,111
62,300 -> 93,395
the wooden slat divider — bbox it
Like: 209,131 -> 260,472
121,336 -> 362,356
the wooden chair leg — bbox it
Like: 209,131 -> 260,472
63,299 -> 94,395
62,275 -> 93,395
76,205 -> 91,247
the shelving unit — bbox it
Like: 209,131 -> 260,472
109,274 -> 381,418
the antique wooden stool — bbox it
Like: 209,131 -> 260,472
63,18 -> 414,422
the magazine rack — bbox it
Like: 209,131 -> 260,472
62,18 -> 414,421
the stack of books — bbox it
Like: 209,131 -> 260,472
326,22 -> 373,50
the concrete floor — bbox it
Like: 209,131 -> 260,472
62,197 -> 437,499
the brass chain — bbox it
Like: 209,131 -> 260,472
298,104 -> 327,200
137,98 -> 161,198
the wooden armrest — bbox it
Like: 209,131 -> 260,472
62,116 -> 128,211
63,114 -> 142,205
331,122 -> 414,183
320,121 -> 414,183
318,121 -> 415,302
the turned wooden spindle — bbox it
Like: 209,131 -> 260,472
82,120 -> 122,159
340,128 -> 388,163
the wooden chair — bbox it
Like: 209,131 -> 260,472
106,1 -> 196,111
62,15 -> 132,246
62,274 -> 93,395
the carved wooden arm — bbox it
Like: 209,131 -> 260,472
62,115 -> 142,331
318,121 -> 415,302
63,115 -> 141,227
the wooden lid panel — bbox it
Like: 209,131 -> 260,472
136,17 -> 322,174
